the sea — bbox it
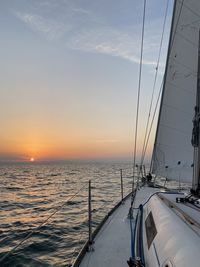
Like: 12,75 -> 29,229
0,160 -> 135,266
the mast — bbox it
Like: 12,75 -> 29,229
192,30 -> 200,196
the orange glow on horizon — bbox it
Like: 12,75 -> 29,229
0,124 -> 154,162
0,136 -> 153,162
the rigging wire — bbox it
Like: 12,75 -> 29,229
150,0 -> 185,169
171,0 -> 185,46
141,80 -> 163,167
0,184 -> 87,264
132,0 -> 146,191
140,0 -> 169,166
141,0 -> 185,168
129,0 -> 186,263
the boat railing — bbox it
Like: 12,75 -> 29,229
71,169 -> 190,266
0,167 -> 141,266
72,168 -> 142,266
0,183 -> 89,266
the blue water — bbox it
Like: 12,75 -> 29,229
0,161 -> 133,266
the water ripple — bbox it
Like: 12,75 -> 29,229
0,161 -> 141,266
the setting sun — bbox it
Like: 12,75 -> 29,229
30,157 -> 35,162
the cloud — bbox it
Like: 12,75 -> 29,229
67,27 -> 158,66
15,11 -> 69,40
13,1 -> 168,68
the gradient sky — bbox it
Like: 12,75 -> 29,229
0,0 -> 173,162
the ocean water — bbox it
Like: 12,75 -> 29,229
0,161 -> 134,266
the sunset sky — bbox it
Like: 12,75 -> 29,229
0,0 -> 173,162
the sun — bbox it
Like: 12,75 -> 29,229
30,157 -> 35,162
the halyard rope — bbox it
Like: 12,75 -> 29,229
140,0 -> 169,166
142,0 -> 185,167
132,0 -> 146,191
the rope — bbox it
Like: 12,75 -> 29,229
141,0 -> 169,166
132,0 -> 146,191
138,190 -> 183,208
171,0 -> 185,48
128,1 -> 186,264
0,184 -> 87,264
143,0 -> 185,168
129,191 -> 183,264
139,205 -> 145,266
130,209 -> 136,258
141,80 -> 163,167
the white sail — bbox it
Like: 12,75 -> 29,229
152,0 -> 200,183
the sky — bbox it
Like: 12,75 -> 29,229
0,0 -> 173,162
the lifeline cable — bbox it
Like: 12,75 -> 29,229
141,0 -> 169,166
132,0 -> 146,191
142,0 -> 185,167
0,184 -> 87,264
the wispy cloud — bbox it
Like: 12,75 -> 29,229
13,1 -> 169,68
15,11 -> 69,40
67,27 -> 158,66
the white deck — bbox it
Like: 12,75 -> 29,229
144,192 -> 200,267
78,185 -> 200,267
79,186 -> 158,267
159,192 -> 200,236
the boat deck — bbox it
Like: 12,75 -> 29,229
79,186 -> 159,267
75,182 -> 200,267
159,192 -> 200,236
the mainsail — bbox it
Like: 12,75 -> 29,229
152,0 -> 200,183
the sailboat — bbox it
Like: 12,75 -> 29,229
72,0 -> 200,266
